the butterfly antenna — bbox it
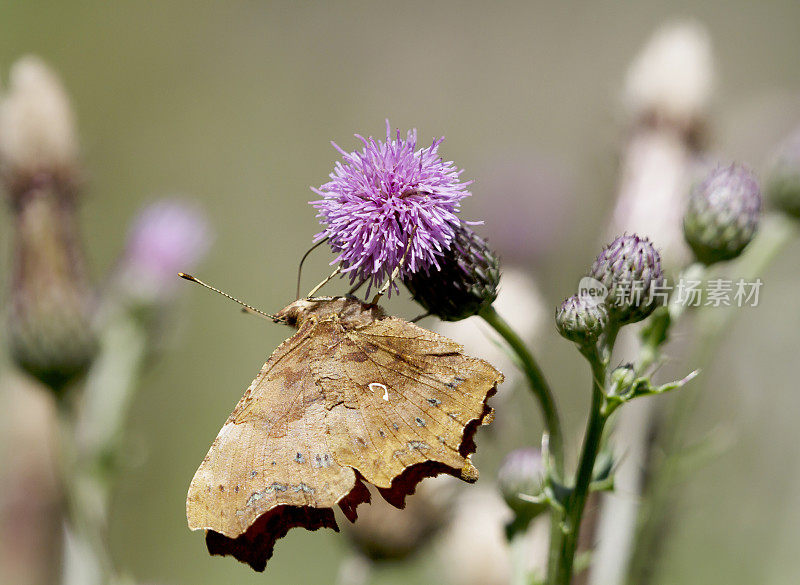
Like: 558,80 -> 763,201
371,225 -> 417,305
178,273 -> 279,321
296,237 -> 328,300
304,265 -> 343,298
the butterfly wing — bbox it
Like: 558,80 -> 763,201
187,309 -> 502,571
186,321 -> 368,571
315,316 -> 503,506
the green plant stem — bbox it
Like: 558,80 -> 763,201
547,510 -> 566,585
58,304 -> 151,585
480,304 -> 564,474
55,397 -> 117,585
624,215 -> 797,585
552,349 -> 608,585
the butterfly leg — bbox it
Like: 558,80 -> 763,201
305,265 -> 342,298
370,263 -> 403,304
410,311 -> 431,323
370,227 -> 418,305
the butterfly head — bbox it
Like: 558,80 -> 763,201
275,296 -> 386,329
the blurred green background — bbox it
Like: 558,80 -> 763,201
1,1 -> 800,584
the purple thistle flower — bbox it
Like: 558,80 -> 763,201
311,120 -> 473,292
118,199 -> 212,302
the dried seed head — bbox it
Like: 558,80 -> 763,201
2,57 -> 95,394
683,164 -> 761,265
623,21 -> 713,130
0,56 -> 79,199
403,223 -> 500,321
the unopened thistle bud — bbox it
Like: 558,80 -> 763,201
555,295 -> 608,347
609,364 -> 636,397
342,477 -> 454,561
404,222 -> 500,321
1,57 -> 96,393
766,129 -> 800,220
683,164 -> 761,265
498,448 -> 546,519
589,234 -> 664,325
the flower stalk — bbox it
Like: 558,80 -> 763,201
624,215 -> 796,585
552,347 -> 608,585
479,304 -> 564,475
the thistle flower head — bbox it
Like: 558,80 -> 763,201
589,234 -> 664,325
766,128 -> 800,220
555,295 -> 608,347
404,223 -> 500,321
683,163 -> 761,264
117,199 -> 212,304
312,120 -> 472,292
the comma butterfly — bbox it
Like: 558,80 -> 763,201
184,282 -> 503,571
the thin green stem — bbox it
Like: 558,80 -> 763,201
480,304 -> 564,474
601,322 -> 620,366
55,396 -> 117,585
547,509 -> 566,584
625,216 -> 796,585
553,348 -> 608,585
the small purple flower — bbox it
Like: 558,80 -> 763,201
120,199 -> 211,301
311,120 -> 473,292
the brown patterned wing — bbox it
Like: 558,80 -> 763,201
185,321 -> 369,571
315,316 -> 503,507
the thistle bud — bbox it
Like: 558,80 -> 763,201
589,234 -> 664,325
765,129 -> 800,220
555,295 -> 608,347
683,164 -> 761,265
609,364 -> 636,397
497,448 -> 546,519
1,57 -> 96,394
342,477 -> 455,561
404,223 -> 500,321
6,193 -> 97,393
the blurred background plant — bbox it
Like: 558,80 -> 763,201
0,56 -> 211,585
1,2 -> 800,585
